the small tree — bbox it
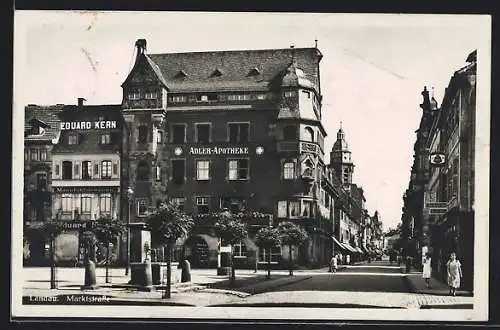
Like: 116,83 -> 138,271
93,216 -> 127,283
255,226 -> 281,280
148,202 -> 194,299
213,210 -> 248,285
277,221 -> 309,276
40,220 -> 65,289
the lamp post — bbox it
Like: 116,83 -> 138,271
125,187 -> 133,276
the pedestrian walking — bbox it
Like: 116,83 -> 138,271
330,255 -> 338,273
446,252 -> 462,296
346,254 -> 350,265
422,253 -> 432,288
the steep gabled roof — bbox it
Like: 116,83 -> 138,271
147,47 -> 322,93
24,105 -> 64,141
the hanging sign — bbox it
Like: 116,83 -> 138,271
429,153 -> 446,166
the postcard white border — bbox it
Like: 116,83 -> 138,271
11,11 -> 491,322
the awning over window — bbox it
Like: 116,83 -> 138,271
355,247 -> 363,253
342,243 -> 357,253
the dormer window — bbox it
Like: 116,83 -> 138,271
145,91 -> 157,99
247,67 -> 260,76
174,70 -> 187,78
128,90 -> 141,100
197,93 -> 217,102
68,134 -> 79,145
210,69 -> 223,77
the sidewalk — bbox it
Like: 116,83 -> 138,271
400,267 -> 473,297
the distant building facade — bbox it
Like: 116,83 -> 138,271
402,50 -> 476,291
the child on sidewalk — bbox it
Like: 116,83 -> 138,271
446,252 -> 463,296
422,253 -> 432,288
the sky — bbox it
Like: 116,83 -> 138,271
13,11 -> 491,231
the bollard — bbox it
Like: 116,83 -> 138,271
181,259 -> 191,283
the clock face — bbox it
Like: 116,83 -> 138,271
256,146 -> 264,155
174,147 -> 183,156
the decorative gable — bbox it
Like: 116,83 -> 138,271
210,68 -> 223,77
247,67 -> 260,76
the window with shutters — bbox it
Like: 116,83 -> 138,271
228,159 -> 249,180
82,161 -> 92,180
101,160 -> 112,179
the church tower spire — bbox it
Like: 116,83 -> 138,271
329,122 -> 355,185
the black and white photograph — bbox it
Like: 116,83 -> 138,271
11,11 -> 491,321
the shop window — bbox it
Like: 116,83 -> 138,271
101,160 -> 112,179
283,161 -> 295,179
196,160 -> 210,181
259,246 -> 281,263
228,123 -> 249,143
228,159 -> 249,180
195,123 -> 211,143
171,159 -> 185,184
62,161 -> 73,180
136,161 -> 149,181
196,196 -> 210,214
172,124 -> 186,144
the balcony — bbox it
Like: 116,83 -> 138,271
276,141 -> 319,155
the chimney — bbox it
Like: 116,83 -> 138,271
135,39 -> 147,56
78,98 -> 86,107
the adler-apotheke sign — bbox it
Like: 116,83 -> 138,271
60,121 -> 117,130
189,146 -> 249,155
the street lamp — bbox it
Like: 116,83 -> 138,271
125,187 -> 134,276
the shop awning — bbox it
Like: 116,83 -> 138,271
355,247 -> 363,253
342,243 -> 357,253
331,236 -> 348,252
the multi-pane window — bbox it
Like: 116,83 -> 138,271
170,95 -> 187,103
195,124 -> 211,143
82,161 -> 92,180
228,94 -> 251,101
137,199 -> 148,216
196,160 -> 210,180
138,126 -> 148,144
157,131 -> 163,143
284,90 -> 296,98
228,123 -> 249,143
172,159 -> 185,184
81,197 -> 92,215
62,161 -> 73,180
145,91 -> 157,99
36,173 -> 47,190
196,197 -> 210,214
288,201 -> 300,217
283,162 -> 295,179
101,134 -> 111,145
39,149 -> 47,161
172,124 -> 186,144
228,159 -> 249,180
101,160 -> 112,179
30,148 -> 38,161
68,134 -> 78,145
302,200 -> 314,217
61,196 -> 72,212
259,246 -> 281,263
277,201 -> 288,217
128,91 -> 141,100
233,241 -> 247,258
100,195 -> 112,215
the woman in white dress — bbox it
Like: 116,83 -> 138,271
446,252 -> 463,296
422,253 -> 432,288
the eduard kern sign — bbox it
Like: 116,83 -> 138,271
60,121 -> 117,130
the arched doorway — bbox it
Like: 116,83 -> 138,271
183,236 -> 210,268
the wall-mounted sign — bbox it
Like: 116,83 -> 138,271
256,146 -> 264,155
189,146 -> 249,155
60,121 -> 117,130
174,147 -> 183,156
429,153 -> 446,166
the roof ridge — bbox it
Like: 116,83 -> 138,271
148,47 -> 318,56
